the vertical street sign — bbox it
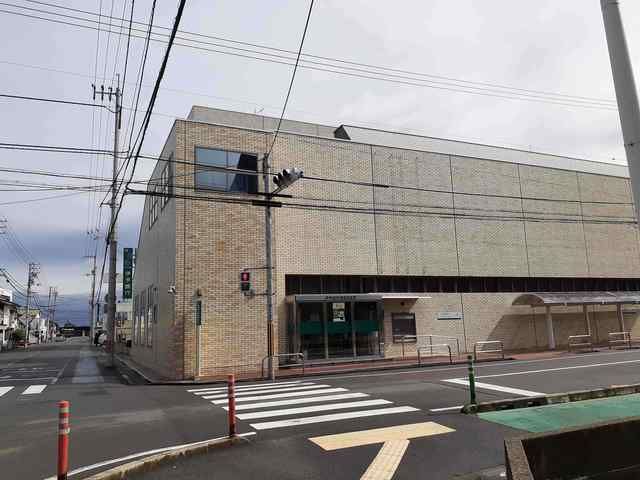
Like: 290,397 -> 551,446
123,248 -> 134,300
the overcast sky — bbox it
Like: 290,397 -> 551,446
1,0 -> 640,322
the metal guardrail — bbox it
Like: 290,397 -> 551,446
261,353 -> 305,379
473,340 -> 505,361
567,334 -> 594,352
417,344 -> 452,365
608,331 -> 633,349
394,334 -> 461,358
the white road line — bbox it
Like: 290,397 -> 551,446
429,405 -> 463,413
211,387 -> 348,405
41,432 -> 257,480
236,399 -> 393,420
202,384 -> 329,400
307,349 -> 640,382
225,392 -> 370,411
22,385 -> 47,395
0,386 -> 14,397
187,380 -> 304,393
444,379 -> 543,397
250,406 -> 420,430
192,382 -> 313,396
474,358 -> 640,380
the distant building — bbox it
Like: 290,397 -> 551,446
130,106 -> 640,380
17,307 -> 45,344
0,287 -> 18,350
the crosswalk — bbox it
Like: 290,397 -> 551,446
0,384 -> 48,397
187,380 -> 419,431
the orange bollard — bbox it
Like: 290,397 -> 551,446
57,400 -> 70,479
227,374 -> 236,437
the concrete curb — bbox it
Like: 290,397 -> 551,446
84,435 -> 249,480
462,382 -> 640,414
116,355 -> 515,386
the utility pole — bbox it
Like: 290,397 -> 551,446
601,0 -> 640,218
24,262 -> 40,348
93,78 -> 122,367
262,155 -> 275,381
50,288 -> 58,339
85,248 -> 97,344
261,159 -> 303,380
46,286 -> 52,343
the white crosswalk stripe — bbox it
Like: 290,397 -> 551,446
187,379 -> 420,431
201,384 -> 331,400
235,399 -> 392,420
211,387 -> 348,405
0,386 -> 14,397
225,392 -> 370,411
249,407 -> 420,430
0,385 -> 48,397
22,385 -> 47,395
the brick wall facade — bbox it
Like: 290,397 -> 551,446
131,111 -> 640,380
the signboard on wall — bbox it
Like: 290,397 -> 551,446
122,248 -> 134,300
437,312 -> 463,321
332,302 -> 346,322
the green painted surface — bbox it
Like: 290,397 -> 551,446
478,393 -> 640,433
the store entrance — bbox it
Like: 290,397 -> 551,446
297,298 -> 382,360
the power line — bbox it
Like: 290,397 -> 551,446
267,0 -> 314,158
0,93 -> 114,110
15,0 -> 619,106
0,5 -> 620,112
127,188 -> 637,226
0,141 -> 125,155
111,0 -> 186,240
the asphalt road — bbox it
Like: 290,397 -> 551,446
4,341 -> 640,479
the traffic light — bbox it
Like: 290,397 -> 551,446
273,167 -> 303,190
240,271 -> 251,292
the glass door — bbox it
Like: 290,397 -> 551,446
299,303 -> 325,360
327,302 -> 353,358
354,302 -> 381,356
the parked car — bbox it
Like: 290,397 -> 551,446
55,335 -> 66,342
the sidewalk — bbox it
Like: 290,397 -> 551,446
114,346 -> 611,386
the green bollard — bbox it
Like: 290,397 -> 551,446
467,354 -> 477,405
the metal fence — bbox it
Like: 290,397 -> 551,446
473,340 -> 504,361
261,353 -> 305,379
567,334 -> 594,352
394,334 -> 461,358
417,344 -> 453,365
608,331 -> 633,349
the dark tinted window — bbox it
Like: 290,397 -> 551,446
392,313 -> 416,342
195,147 -> 257,193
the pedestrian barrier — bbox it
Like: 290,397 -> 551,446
417,343 -> 452,365
473,340 -> 505,361
261,353 -> 305,379
227,374 -> 236,437
395,334 -> 461,358
608,331 -> 634,349
57,400 -> 70,480
568,334 -> 594,352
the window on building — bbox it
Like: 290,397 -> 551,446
194,147 -> 258,193
146,286 -> 153,347
148,184 -> 159,230
139,293 -> 146,345
160,158 -> 172,210
391,313 -> 416,342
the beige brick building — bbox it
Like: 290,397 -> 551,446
130,107 -> 640,380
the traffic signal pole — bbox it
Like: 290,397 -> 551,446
263,154 -> 275,381
601,0 -> 640,218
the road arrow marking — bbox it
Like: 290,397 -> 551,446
309,422 -> 454,480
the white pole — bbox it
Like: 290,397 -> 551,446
601,0 -> 640,219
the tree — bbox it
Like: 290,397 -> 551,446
11,328 -> 25,342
